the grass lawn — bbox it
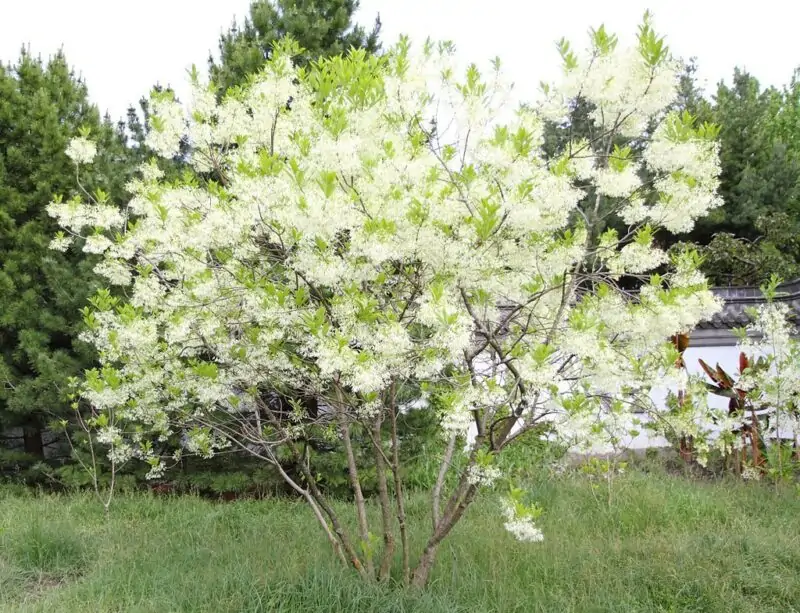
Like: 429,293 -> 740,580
1,470 -> 799,612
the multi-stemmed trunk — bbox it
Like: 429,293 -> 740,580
411,480 -> 479,588
249,384 -> 488,589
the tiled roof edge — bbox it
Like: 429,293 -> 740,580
710,278 -> 800,303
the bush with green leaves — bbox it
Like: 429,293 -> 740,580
52,17 -> 726,587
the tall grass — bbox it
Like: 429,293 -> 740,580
1,471 -> 799,612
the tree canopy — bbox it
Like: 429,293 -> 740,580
53,21 -> 728,585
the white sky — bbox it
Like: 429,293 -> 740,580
1,1 -> 798,123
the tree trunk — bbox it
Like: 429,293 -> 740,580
432,433 -> 457,529
678,434 -> 693,464
388,387 -> 410,584
412,483 -> 479,588
749,408 -> 764,467
411,543 -> 440,588
23,424 -> 44,458
340,417 -> 374,577
372,418 -> 395,581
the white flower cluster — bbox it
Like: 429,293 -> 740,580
737,300 -> 800,443
501,500 -> 544,543
542,32 -> 678,137
65,136 -> 97,165
144,94 -> 185,158
49,234 -> 72,252
604,241 -> 668,277
594,165 -> 642,199
466,464 -> 502,487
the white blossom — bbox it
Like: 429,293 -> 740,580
504,518 -> 545,543
594,165 -> 641,199
65,136 -> 97,165
83,234 -> 114,254
466,465 -> 502,487
501,500 -> 544,543
49,234 -> 73,252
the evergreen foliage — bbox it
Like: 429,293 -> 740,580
0,50 -> 131,469
210,0 -> 381,93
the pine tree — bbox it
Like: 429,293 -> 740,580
209,0 -> 381,93
0,50 -> 131,469
707,70 -> 786,240
674,69 -> 800,284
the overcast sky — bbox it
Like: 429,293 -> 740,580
1,1 -> 798,123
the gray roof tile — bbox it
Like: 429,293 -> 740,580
697,279 -> 800,329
